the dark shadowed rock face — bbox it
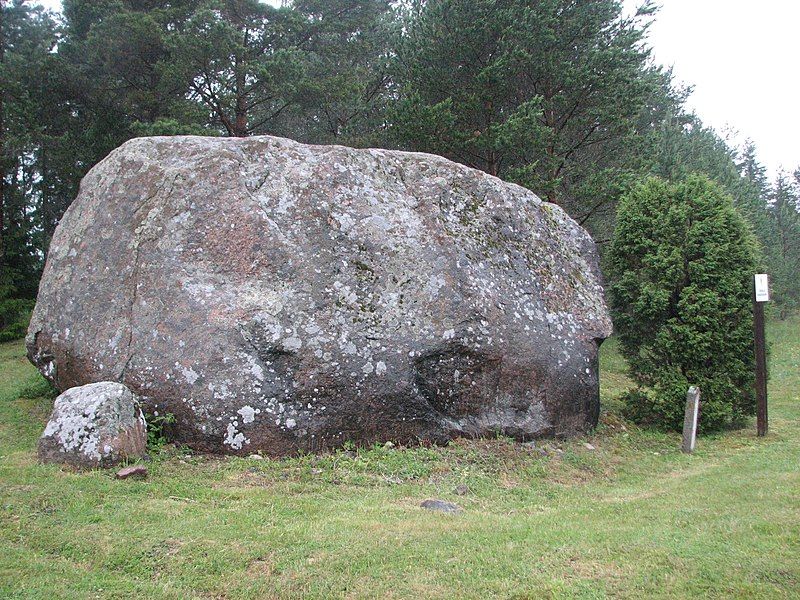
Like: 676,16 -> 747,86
27,136 -> 612,456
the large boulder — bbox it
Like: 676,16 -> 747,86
27,136 -> 612,456
38,382 -> 147,468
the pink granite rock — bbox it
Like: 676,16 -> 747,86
27,136 -> 612,456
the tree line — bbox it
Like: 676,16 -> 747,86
1,0 -> 799,341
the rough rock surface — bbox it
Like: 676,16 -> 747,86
27,135 -> 612,456
420,499 -> 462,514
38,382 -> 147,468
115,465 -> 148,479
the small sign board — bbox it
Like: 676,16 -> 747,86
755,274 -> 770,302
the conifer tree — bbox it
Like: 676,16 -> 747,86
768,172 -> 800,316
390,0 -> 678,236
608,174 -> 758,431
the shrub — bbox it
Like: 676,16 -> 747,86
0,297 -> 34,342
146,412 -> 176,451
607,174 -> 758,431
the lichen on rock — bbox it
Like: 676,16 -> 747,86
27,135 -> 612,456
38,382 -> 147,468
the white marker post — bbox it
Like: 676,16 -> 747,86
753,274 -> 769,436
681,386 -> 700,453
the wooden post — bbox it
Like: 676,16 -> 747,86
681,386 -> 700,453
753,274 -> 769,437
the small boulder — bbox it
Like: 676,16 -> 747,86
453,484 -> 470,496
38,382 -> 147,469
420,499 -> 462,513
116,465 -> 148,480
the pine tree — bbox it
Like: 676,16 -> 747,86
390,0 -> 679,236
0,0 -> 61,337
165,0 -> 307,137
768,172 -> 800,316
283,0 -> 394,147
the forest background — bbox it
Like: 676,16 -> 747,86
1,0 -> 799,341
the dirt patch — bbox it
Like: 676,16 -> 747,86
247,553 -> 275,577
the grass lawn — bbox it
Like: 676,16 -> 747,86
1,317 -> 798,599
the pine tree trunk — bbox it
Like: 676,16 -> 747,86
543,90 -> 559,206
233,44 -> 248,137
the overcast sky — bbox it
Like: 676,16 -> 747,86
34,0 -> 800,177
624,0 -> 800,177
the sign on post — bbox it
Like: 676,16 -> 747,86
681,386 -> 700,453
755,274 -> 770,302
753,274 -> 769,436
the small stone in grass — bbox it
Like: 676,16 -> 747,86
116,465 -> 147,480
584,443 -> 595,450
420,499 -> 462,514
383,441 -> 395,450
248,454 -> 264,460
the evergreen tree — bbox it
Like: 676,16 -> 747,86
739,140 -> 769,192
1,1 -> 60,291
165,0 -> 307,137
284,0 -> 395,147
608,174 -> 758,431
0,0 -> 61,337
62,0 -> 223,139
647,119 -> 798,309
390,0 -> 679,236
768,171 -> 800,316
733,140 -> 775,248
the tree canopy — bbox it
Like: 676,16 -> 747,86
391,0 -> 679,236
1,0 -> 797,343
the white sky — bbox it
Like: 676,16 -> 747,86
34,0 -> 800,177
624,0 -> 800,177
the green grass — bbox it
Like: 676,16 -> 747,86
1,317 -> 799,599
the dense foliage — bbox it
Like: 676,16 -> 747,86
607,175 -> 758,431
391,0 -> 677,234
1,0 -> 797,345
767,171 -> 800,315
